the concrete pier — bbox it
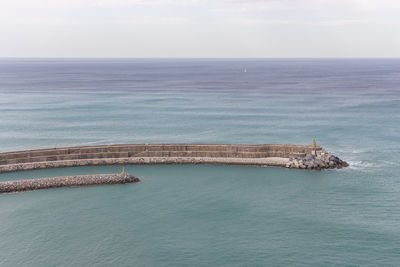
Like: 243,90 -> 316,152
0,143 -> 347,173
0,170 -> 140,194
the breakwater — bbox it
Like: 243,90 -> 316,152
286,150 -> 348,170
0,169 -> 140,194
0,143 -> 347,173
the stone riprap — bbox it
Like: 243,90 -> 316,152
0,156 -> 291,173
0,170 -> 140,194
286,149 -> 349,170
0,143 -> 347,172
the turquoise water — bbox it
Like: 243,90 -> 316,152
0,59 -> 400,266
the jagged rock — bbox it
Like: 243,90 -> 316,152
0,170 -> 140,194
286,150 -> 348,170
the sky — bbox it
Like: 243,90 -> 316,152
0,0 -> 399,58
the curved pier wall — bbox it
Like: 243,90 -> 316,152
0,144 -> 320,164
0,144 -> 321,173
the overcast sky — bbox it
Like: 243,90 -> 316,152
1,0 -> 399,58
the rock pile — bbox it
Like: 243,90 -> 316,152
286,150 -> 348,170
0,156 -> 295,173
0,169 -> 140,194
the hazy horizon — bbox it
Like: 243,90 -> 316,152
1,0 -> 400,58
1,57 -> 400,60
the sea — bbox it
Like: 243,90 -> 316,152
0,58 -> 399,266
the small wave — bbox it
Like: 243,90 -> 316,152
347,160 -> 375,170
335,148 -> 368,154
347,159 -> 399,171
79,140 -> 113,146
377,160 -> 400,167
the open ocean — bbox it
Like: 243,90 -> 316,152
0,59 -> 399,266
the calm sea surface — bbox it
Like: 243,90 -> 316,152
0,59 -> 399,266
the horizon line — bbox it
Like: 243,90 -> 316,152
1,57 -> 400,60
